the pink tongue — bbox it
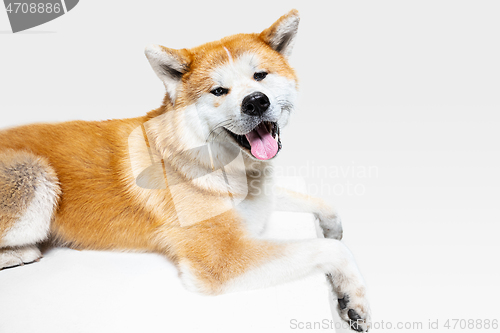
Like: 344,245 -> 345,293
245,124 -> 279,160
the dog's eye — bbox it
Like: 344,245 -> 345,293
253,72 -> 268,81
210,87 -> 229,96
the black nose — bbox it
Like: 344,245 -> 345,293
241,92 -> 270,116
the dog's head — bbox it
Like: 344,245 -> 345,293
145,10 -> 299,161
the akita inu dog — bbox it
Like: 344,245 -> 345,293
0,10 -> 371,331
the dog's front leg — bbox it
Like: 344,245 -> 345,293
235,239 -> 371,332
176,220 -> 371,332
274,187 -> 343,240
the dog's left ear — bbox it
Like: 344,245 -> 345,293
260,9 -> 300,58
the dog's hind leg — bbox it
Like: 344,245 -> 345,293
0,150 -> 60,270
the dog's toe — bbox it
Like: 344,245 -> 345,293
348,309 -> 364,332
316,214 -> 343,240
338,295 -> 348,309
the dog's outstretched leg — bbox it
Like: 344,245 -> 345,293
0,150 -> 60,270
274,188 -> 370,330
275,187 -> 343,240
173,214 -> 371,332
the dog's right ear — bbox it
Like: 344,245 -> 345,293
145,45 -> 191,104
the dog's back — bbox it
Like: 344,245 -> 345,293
0,118 -> 165,252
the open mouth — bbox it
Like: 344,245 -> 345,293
225,121 -> 282,160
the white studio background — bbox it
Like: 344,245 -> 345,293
1,1 -> 500,332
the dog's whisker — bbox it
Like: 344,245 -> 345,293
206,119 -> 233,143
207,126 -> 229,143
212,129 -> 230,143
276,98 -> 294,113
208,128 -> 226,144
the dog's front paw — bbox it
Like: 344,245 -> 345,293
315,213 -> 343,240
337,292 -> 371,332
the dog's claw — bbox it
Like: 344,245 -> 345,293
350,321 -> 363,332
334,291 -> 371,332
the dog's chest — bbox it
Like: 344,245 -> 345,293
234,193 -> 274,236
233,172 -> 275,236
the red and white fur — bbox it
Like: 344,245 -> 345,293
0,10 -> 371,331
